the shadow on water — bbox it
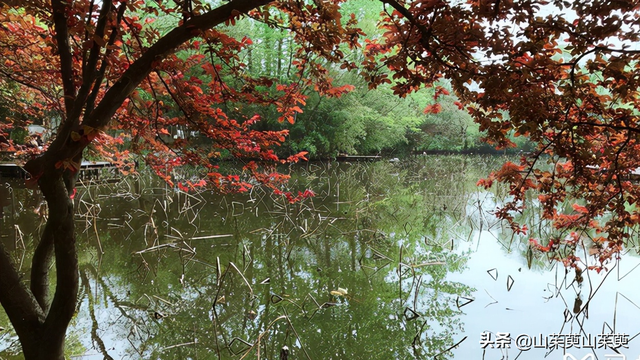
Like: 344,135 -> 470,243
1,155 -> 640,360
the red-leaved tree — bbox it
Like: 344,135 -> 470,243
0,1 -> 360,358
364,0 -> 640,272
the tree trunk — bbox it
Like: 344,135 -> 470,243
34,171 -> 79,360
0,169 -> 78,360
21,333 -> 67,360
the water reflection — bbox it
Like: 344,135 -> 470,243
1,155 -> 639,360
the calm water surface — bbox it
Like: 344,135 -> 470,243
1,155 -> 639,360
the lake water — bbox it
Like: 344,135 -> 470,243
1,155 -> 639,360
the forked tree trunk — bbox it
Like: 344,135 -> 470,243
32,172 -> 79,360
0,170 -> 78,360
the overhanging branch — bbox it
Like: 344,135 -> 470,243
84,0 -> 273,130
70,0 -> 114,122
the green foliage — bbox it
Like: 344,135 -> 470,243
8,127 -> 27,144
277,76 -> 428,157
417,94 -> 476,151
210,5 -> 510,158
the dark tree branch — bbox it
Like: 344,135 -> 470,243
30,151 -> 81,316
70,0 -> 113,122
85,1 -> 127,116
573,121 -> 640,135
84,0 -> 273,130
51,0 -> 77,115
380,0 -> 430,35
30,221 -> 55,314
82,0 -> 96,69
569,46 -> 640,90
0,68 -> 60,102
0,242 -> 45,341
379,0 -> 475,78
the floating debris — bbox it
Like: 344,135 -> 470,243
487,268 -> 498,281
280,345 -> 289,360
431,336 -> 467,359
228,337 -> 252,355
575,267 -> 583,284
507,275 -> 514,291
403,307 -> 420,321
320,302 -> 338,308
330,288 -> 348,297
456,296 -> 474,309
484,290 -> 498,307
573,295 -> 583,314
